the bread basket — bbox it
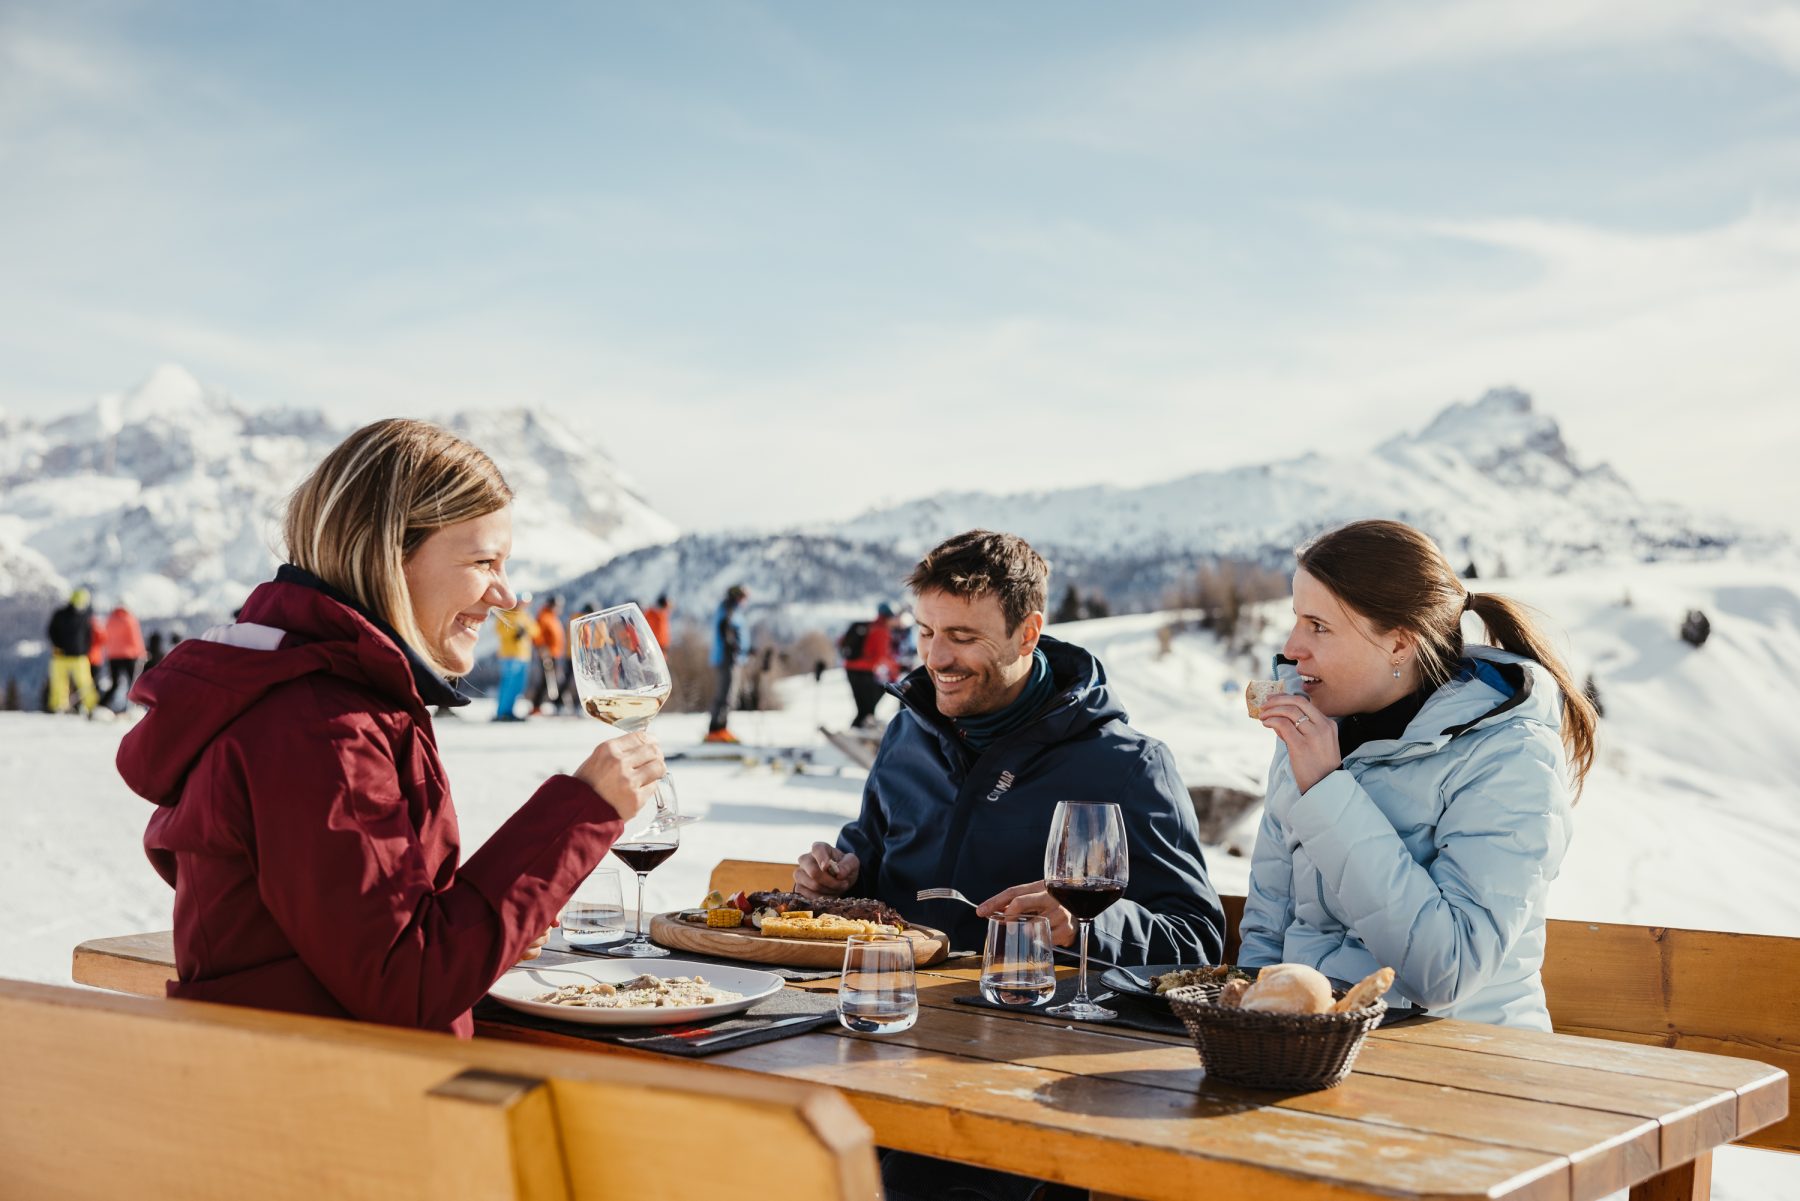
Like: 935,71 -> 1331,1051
1165,982 -> 1386,1090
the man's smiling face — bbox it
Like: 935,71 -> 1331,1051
914,588 -> 1042,718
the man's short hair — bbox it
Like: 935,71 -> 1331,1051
905,530 -> 1049,633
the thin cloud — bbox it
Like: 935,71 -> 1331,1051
1011,0 -> 1800,151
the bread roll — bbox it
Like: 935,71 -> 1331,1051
1245,680 -> 1283,719
1331,966 -> 1395,1013
1238,963 -> 1334,1015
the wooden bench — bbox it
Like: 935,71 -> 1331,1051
708,864 -> 1800,1166
1,977 -> 880,1201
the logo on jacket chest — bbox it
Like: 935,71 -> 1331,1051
984,770 -> 1017,803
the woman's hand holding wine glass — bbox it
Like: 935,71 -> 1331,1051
571,731 -> 662,822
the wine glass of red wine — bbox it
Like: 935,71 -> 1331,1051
1044,800 -> 1129,1020
602,784 -> 681,959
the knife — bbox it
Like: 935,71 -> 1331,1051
689,1013 -> 824,1048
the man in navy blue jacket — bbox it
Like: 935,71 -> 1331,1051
797,529 -> 1225,969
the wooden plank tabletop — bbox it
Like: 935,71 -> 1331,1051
71,933 -> 1788,1201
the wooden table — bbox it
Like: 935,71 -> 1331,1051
73,933 -> 1788,1201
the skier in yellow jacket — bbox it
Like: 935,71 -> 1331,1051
47,588 -> 102,716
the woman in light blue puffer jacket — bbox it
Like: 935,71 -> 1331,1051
1240,520 -> 1598,1031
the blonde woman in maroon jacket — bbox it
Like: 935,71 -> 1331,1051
118,419 -> 663,1035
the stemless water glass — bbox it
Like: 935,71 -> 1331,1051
837,936 -> 919,1034
980,915 -> 1055,1008
559,869 -> 625,947
1044,800 -> 1129,1021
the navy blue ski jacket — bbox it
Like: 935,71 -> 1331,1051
835,636 -> 1226,966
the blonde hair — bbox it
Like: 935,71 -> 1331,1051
283,419 -> 512,677
1296,519 -> 1597,797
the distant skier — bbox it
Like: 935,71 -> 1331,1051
100,602 -> 147,710
842,603 -> 900,729
705,584 -> 749,743
46,588 -> 101,716
644,593 -> 673,650
492,592 -> 534,721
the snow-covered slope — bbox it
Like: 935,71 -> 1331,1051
0,367 -> 677,647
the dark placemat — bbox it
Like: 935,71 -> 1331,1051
475,986 -> 839,1057
955,978 -> 1189,1036
545,929 -> 842,981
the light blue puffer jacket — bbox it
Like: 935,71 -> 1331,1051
1238,646 -> 1574,1030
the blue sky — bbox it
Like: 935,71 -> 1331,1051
3,1 -> 1798,530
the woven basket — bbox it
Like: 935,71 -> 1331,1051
1165,983 -> 1386,1090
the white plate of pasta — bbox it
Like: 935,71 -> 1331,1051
488,958 -> 784,1026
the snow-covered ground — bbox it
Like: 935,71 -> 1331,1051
3,556 -> 1796,1197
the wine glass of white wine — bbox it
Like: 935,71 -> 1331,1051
569,603 -> 691,836
570,602 -> 690,959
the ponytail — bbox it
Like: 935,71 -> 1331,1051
1465,592 -> 1597,799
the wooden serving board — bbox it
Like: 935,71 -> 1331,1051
648,912 -> 951,968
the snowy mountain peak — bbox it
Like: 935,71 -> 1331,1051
117,364 -> 236,425
1386,386 -> 1591,487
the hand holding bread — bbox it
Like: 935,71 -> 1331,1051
1244,679 -> 1283,719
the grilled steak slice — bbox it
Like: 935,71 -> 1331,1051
747,890 -> 907,930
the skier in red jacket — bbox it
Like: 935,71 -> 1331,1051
117,419 -> 665,1036
843,603 -> 900,729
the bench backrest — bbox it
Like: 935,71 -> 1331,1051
709,857 -> 801,895
0,978 -> 881,1201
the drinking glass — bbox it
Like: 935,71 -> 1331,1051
602,775 -> 681,959
569,603 -> 694,834
559,869 -> 625,947
980,915 -> 1055,1008
1043,800 -> 1129,1020
837,936 -> 919,1034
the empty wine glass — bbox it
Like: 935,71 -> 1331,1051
569,603 -> 693,834
1043,800 -> 1129,1020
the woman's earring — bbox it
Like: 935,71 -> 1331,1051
1391,657 -> 1404,680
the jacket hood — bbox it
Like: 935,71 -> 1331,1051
1275,644 -> 1562,762
892,634 -> 1127,753
118,578 -> 433,806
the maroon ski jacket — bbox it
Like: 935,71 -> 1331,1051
118,574 -> 623,1036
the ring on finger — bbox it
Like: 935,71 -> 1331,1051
1296,714 -> 1311,724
